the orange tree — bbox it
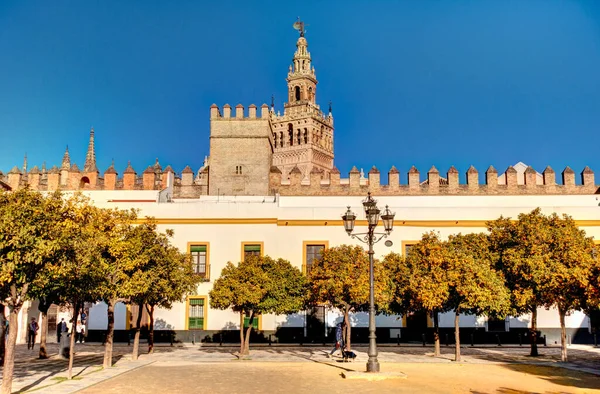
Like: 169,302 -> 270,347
545,213 -> 597,362
307,245 -> 392,351
487,209 -> 554,357
210,255 -> 306,356
93,208 -> 138,368
121,221 -> 199,360
394,232 -> 450,357
445,233 -> 510,362
0,189 -> 66,394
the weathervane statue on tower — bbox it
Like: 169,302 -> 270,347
293,17 -> 305,37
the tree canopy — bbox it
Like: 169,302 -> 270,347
210,255 -> 306,355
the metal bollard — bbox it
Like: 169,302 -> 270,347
568,335 -> 571,346
192,333 -> 196,345
445,333 -> 449,347
170,332 -> 174,347
496,334 -> 501,347
518,333 -> 522,347
594,333 -> 597,347
421,333 -> 426,347
543,334 -> 547,346
397,333 -> 401,346
470,333 -> 474,347
269,334 -> 272,346
219,333 -> 223,346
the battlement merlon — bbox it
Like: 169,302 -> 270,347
210,104 -> 271,120
270,166 -> 599,196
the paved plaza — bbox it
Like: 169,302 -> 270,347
0,343 -> 599,393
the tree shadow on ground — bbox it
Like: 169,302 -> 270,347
462,348 -> 600,391
495,363 -> 600,391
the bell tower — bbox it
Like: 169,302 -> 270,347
271,20 -> 334,180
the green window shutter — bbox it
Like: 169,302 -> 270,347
190,245 -> 207,253
244,245 -> 261,252
189,298 -> 204,306
189,317 -> 204,329
243,316 -> 259,329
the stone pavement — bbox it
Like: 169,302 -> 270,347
1,342 -> 599,393
77,361 -> 600,394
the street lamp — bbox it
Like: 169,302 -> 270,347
341,192 -> 395,373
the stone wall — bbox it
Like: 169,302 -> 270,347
270,165 -> 599,196
208,104 -> 273,196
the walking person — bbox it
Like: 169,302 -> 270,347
76,321 -> 84,343
57,318 -> 67,343
27,317 -> 39,350
328,320 -> 345,358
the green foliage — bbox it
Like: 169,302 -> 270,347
307,244 -> 390,312
446,233 -> 510,318
0,189 -> 65,307
487,209 -> 553,314
210,255 -> 307,316
123,220 -> 200,308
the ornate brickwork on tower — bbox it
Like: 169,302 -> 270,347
271,27 -> 334,181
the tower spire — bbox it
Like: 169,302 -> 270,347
61,146 -> 71,170
83,127 -> 97,172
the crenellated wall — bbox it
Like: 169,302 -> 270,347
208,103 -> 274,196
270,165 -> 599,196
5,161 -> 208,199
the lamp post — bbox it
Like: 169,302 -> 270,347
341,192 -> 395,373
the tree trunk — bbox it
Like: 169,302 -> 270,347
132,302 -> 144,361
146,304 -> 154,354
67,301 -> 80,380
433,309 -> 441,357
343,306 -> 351,351
530,308 -> 539,357
239,313 -> 245,355
37,300 -> 51,359
103,299 -> 115,368
0,304 -> 6,365
454,309 -> 461,362
559,308 -> 567,362
38,311 -> 48,359
242,311 -> 254,356
1,305 -> 21,394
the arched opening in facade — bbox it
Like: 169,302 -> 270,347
288,123 -> 294,146
79,176 -> 90,189
295,86 -> 301,101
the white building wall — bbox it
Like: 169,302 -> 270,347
78,192 -> 600,334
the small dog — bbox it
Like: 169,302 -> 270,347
342,350 -> 357,362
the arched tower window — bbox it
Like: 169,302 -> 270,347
295,86 -> 301,101
308,87 -> 313,102
279,131 -> 284,148
297,130 -> 301,145
288,123 -> 294,146
303,128 -> 308,144
79,176 -> 90,190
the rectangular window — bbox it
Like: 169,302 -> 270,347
402,241 -> 418,256
188,298 -> 205,330
189,243 -> 209,280
303,241 -> 328,275
487,317 -> 508,332
243,316 -> 259,330
242,242 -> 263,261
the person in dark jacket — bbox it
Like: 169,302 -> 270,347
27,318 -> 39,350
328,321 -> 345,358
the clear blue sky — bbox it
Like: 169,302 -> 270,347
1,1 -> 600,183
